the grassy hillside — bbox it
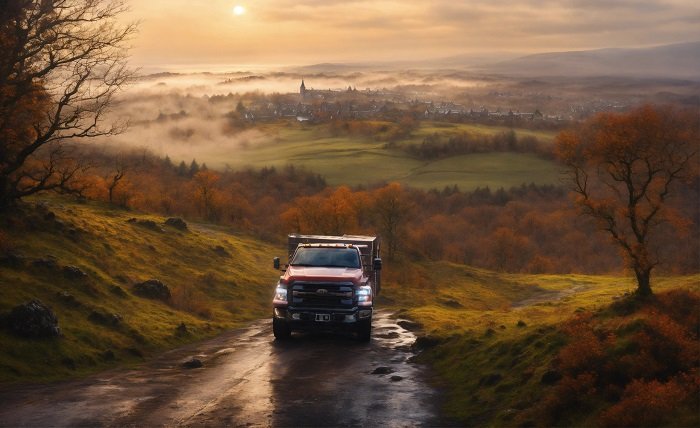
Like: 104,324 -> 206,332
4,196 -> 695,425
207,121 -> 560,190
381,262 -> 700,426
0,197 -> 281,383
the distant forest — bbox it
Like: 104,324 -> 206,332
69,147 -> 700,275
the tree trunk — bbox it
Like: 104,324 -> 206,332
0,175 -> 15,211
634,268 -> 653,297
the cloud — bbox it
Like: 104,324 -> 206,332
122,0 -> 700,65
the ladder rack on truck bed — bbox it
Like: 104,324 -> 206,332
287,234 -> 381,295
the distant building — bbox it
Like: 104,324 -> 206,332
300,79 -> 306,99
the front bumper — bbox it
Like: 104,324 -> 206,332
273,306 -> 372,332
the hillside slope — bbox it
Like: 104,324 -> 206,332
0,198 -> 280,382
480,41 -> 700,79
381,261 -> 700,426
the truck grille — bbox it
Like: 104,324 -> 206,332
290,282 -> 354,308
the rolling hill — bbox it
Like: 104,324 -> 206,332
292,41 -> 700,80
478,41 -> 700,80
0,197 -> 280,382
2,197 -> 697,426
217,122 -> 560,190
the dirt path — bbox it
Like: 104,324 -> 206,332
0,311 -> 444,427
511,281 -> 592,308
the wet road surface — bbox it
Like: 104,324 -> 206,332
0,311 -> 444,427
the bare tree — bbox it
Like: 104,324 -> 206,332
0,0 -> 135,209
556,105 -> 699,296
104,152 -> 132,205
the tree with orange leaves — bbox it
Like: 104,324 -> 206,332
556,105 -> 699,296
0,0 -> 135,210
372,183 -> 412,261
192,170 -> 221,221
280,186 -> 364,235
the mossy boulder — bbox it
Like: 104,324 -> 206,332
133,279 -> 171,301
164,217 -> 188,230
3,300 -> 61,338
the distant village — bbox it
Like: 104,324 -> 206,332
236,80 -> 570,126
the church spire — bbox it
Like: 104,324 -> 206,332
300,78 -> 306,98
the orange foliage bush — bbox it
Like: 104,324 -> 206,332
171,284 -> 212,319
558,312 -> 616,371
534,290 -> 700,426
641,313 -> 697,375
654,289 -> 700,332
599,378 -> 690,427
535,372 -> 598,426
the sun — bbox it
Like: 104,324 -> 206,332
233,5 -> 246,16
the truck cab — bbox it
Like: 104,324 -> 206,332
272,235 -> 382,341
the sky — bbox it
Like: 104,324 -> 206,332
121,0 -> 700,68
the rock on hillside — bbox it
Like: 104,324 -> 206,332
133,279 -> 171,301
3,300 -> 61,338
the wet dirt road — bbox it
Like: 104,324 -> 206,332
0,311 -> 444,427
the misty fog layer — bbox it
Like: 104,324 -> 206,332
100,70 -> 488,168
99,69 -> 700,172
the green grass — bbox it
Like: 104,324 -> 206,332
380,261 -> 700,425
401,153 -> 561,190
0,197 -> 281,383
409,121 -> 557,144
203,121 -> 561,190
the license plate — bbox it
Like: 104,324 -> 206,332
315,313 -> 331,322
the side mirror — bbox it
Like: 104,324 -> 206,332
373,257 -> 382,271
273,257 -> 280,270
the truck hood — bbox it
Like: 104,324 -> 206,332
284,266 -> 363,285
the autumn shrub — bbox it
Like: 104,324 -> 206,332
557,313 -> 611,374
598,378 -> 689,427
640,313 -> 697,377
654,289 -> 700,333
615,340 -> 664,383
531,372 -> 598,426
171,284 -> 212,319
534,290 -> 700,426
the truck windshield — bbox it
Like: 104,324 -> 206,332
290,247 -> 361,269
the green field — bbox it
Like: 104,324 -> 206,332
408,121 -> 557,144
208,122 -> 561,190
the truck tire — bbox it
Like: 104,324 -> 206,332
357,319 -> 372,342
273,318 -> 291,340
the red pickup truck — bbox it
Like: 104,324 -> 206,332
272,234 -> 382,341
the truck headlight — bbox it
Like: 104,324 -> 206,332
273,283 -> 288,304
357,285 -> 372,306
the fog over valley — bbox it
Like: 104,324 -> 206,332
101,61 -> 700,171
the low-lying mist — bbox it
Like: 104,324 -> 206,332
101,70 -> 490,167
99,68 -> 700,171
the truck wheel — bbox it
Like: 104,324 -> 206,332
357,319 -> 372,342
273,318 -> 291,340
